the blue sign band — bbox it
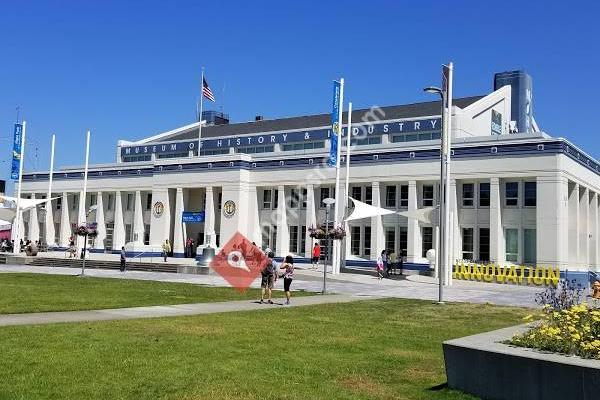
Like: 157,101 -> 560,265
182,211 -> 205,223
11,124 -> 23,180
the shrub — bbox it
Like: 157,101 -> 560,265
510,303 -> 600,360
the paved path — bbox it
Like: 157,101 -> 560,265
0,293 -> 363,327
0,264 -> 541,308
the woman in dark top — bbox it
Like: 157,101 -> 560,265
279,255 -> 294,305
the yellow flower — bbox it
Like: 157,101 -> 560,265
523,314 -> 534,322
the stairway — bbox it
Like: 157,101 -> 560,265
26,257 -> 179,273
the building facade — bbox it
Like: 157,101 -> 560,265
16,71 -> 600,271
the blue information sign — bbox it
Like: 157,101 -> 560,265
328,80 -> 341,167
182,211 -> 205,223
11,123 -> 23,180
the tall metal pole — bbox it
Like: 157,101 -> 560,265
13,121 -> 26,255
322,204 -> 330,294
46,134 -> 55,246
437,92 -> 446,304
80,131 -> 90,276
197,67 -> 204,158
444,62 -> 454,286
332,78 -> 344,274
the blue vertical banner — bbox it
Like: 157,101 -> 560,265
328,80 -> 341,167
10,123 -> 23,180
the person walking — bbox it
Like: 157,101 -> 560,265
376,252 -> 385,280
280,255 -> 294,305
311,243 -> 321,269
120,246 -> 127,272
381,250 -> 389,278
260,252 -> 276,304
162,239 -> 171,262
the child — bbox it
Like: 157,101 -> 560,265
376,255 -> 385,280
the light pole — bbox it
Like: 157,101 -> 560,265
322,197 -> 336,294
424,86 -> 446,304
80,205 -> 98,277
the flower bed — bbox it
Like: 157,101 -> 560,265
510,303 -> 600,360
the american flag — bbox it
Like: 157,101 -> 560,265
202,77 -> 216,102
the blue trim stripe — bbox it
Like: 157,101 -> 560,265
22,139 -> 600,182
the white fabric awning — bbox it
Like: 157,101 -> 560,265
345,197 -> 397,221
0,195 -> 58,212
0,209 -> 16,224
397,206 -> 439,225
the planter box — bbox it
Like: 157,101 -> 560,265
443,325 -> 600,400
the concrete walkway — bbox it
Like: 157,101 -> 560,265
0,293 -> 363,327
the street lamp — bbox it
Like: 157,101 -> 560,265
322,197 -> 336,294
423,86 -> 447,304
80,204 -> 98,276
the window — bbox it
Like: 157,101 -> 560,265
320,187 -> 330,208
236,145 -> 275,154
479,228 -> 490,262
462,228 -> 474,260
262,189 -> 273,209
146,193 -> 152,211
399,227 -> 407,257
364,226 -> 371,256
385,227 -> 396,254
261,226 -> 271,250
289,188 -> 299,208
143,224 -> 150,245
195,148 -> 229,157
505,228 -> 518,262
479,183 -> 490,207
351,187 -> 362,202
505,182 -> 519,206
72,194 -> 78,210
282,141 -> 325,151
90,194 -> 97,206
462,183 -> 474,207
365,186 -> 372,205
56,197 -> 62,210
423,185 -> 434,207
523,229 -> 536,264
157,152 -> 189,159
123,155 -> 151,162
301,188 -> 307,208
126,193 -> 133,211
385,186 -> 396,208
351,226 -> 361,255
300,225 -> 306,255
107,194 -> 113,211
399,185 -> 408,208
289,226 -> 299,253
125,224 -> 132,244
422,227 -> 433,258
54,223 -> 60,244
524,182 -> 536,207
349,136 -> 382,146
218,192 -> 222,210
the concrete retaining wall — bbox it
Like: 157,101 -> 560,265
443,325 -> 600,400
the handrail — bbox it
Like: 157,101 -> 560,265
131,251 -> 154,264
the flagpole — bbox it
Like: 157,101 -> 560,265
12,121 -> 26,255
344,102 -> 353,212
79,130 -> 90,275
46,134 -> 56,246
198,67 -> 204,158
444,62 -> 454,286
333,78 -> 344,274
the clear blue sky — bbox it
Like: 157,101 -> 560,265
1,0 -> 599,191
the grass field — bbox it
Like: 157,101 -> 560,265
0,273 -> 309,314
0,298 -> 527,400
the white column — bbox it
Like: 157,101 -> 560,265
489,178 -> 505,265
568,182 -> 579,267
406,181 -> 421,262
44,196 -> 55,246
276,185 -> 289,257
132,190 -> 144,245
305,184 -> 316,256
579,187 -> 589,268
173,187 -> 186,255
447,179 -> 459,285
247,185 -> 262,245
94,192 -> 106,250
536,174 -> 569,268
112,191 -> 126,251
28,193 -> 40,242
204,187 -> 215,247
149,188 -> 171,249
59,192 -> 71,247
370,181 -> 384,260
589,192 -> 598,270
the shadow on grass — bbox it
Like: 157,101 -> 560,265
428,382 -> 448,391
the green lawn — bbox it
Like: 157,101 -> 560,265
0,273 -> 308,314
0,299 -> 527,400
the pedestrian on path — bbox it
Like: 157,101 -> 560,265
280,255 -> 294,305
311,243 -> 321,268
162,239 -> 171,262
260,252 -> 276,304
120,246 -> 127,272
376,253 -> 384,281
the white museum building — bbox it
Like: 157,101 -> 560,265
15,71 -> 600,272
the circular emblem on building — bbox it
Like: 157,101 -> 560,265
223,200 -> 236,218
153,201 -> 165,218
